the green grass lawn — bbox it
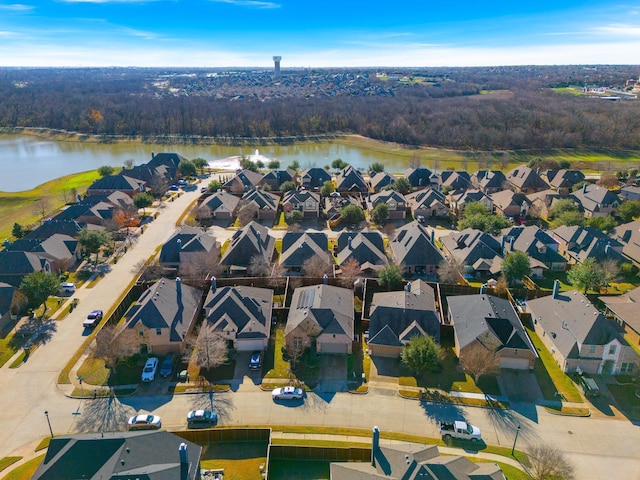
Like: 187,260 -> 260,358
268,459 -> 329,480
606,382 -> 640,410
1,454 -> 44,480
201,442 -> 266,480
0,334 -> 20,368
0,458 -> 21,474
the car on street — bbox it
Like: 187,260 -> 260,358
169,184 -> 179,191
272,386 -> 304,401
60,282 -> 76,294
128,414 -> 162,430
249,351 -> 262,370
141,357 -> 159,382
159,352 -> 176,378
83,310 -> 103,328
187,409 -> 218,428
200,186 -> 208,193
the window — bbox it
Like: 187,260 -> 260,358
293,337 -> 303,351
156,328 -> 162,335
589,345 -> 596,354
621,363 -> 628,372
609,345 -> 616,355
139,329 -> 144,337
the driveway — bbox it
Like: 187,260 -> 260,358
499,369 -> 543,402
317,354 -> 347,392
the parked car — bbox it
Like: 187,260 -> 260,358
141,357 -> 159,382
272,386 -> 304,401
438,420 -> 482,443
169,184 -> 179,191
575,372 -> 600,397
83,310 -> 103,328
200,186 -> 208,193
249,351 -> 262,370
128,414 -> 162,430
159,352 -> 176,378
187,409 -> 218,428
60,282 -> 76,294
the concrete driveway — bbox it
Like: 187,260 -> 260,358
499,369 -> 543,402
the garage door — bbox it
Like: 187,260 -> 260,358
237,340 -> 265,352
500,357 -> 530,370
320,342 -> 348,354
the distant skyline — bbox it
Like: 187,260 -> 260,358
1,0 -> 639,68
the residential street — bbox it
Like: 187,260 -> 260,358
0,185 -> 639,480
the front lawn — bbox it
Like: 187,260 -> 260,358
607,382 -> 640,411
0,334 -> 19,368
76,355 -> 143,386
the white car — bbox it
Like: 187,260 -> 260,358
141,357 -> 159,382
128,414 -> 162,430
83,310 -> 103,328
272,386 -> 304,401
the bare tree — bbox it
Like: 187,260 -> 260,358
178,249 -> 222,287
93,325 -> 136,376
61,187 -> 78,204
597,258 -> 621,288
33,198 -> 51,221
438,258 -> 463,284
148,176 -> 169,198
183,325 -> 228,373
458,342 -> 500,382
527,444 -> 575,480
493,275 -> 509,295
303,252 -> 333,277
248,254 -> 271,277
133,258 -> 164,283
597,173 -> 619,189
196,205 -> 213,223
408,154 -> 422,169
339,258 -> 362,288
237,204 -> 259,227
267,262 -> 287,288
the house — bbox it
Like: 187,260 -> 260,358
203,284 -> 273,351
0,282 -> 22,333
285,284 -> 354,354
504,164 -> 549,194
147,152 -> 187,181
405,166 -> 432,189
259,168 -> 297,190
543,169 -> 585,194
198,191 -> 241,220
300,167 -> 331,190
281,190 -> 321,218
600,286 -> 640,353
448,189 -> 493,217
115,277 -> 202,356
489,189 -> 530,219
369,172 -> 396,192
367,280 -> 441,358
437,171 -> 472,191
389,221 -> 445,276
472,170 -> 507,194
7,233 -> 81,273
527,286 -> 639,374
222,169 -> 264,194
280,232 -> 329,274
405,188 -> 449,219
526,189 -> 575,220
447,294 -> 537,370
158,226 -> 219,274
571,183 -> 620,217
551,225 -> 626,265
19,218 -> 85,241
500,225 -> 567,273
219,221 -> 276,274
324,194 -> 361,220
241,188 -> 280,220
620,185 -> 640,202
32,431 -> 202,480
0,251 -> 52,287
86,174 -> 145,197
336,165 -> 368,193
367,190 -> 407,220
336,230 -> 388,275
331,427 -> 505,480
610,220 -> 640,267
440,228 -> 503,278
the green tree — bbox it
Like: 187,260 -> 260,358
331,158 -> 348,170
458,203 -> 512,234
550,198 -> 579,217
178,159 -> 197,178
97,165 -> 115,177
192,157 -> 208,175
79,228 -> 112,265
371,202 -> 389,225
618,200 -> 640,223
550,211 -> 585,228
12,223 -> 25,239
134,192 -> 154,216
285,210 -> 303,225
391,177 -> 411,194
463,202 -> 490,216
19,271 -> 60,318
567,258 -> 603,293
288,160 -> 300,171
239,156 -> 258,172
586,215 -> 618,231
401,335 -> 443,376
207,179 -> 222,192
369,162 -> 385,174
502,251 -> 531,285
320,181 -> 335,197
377,264 -> 403,290
268,160 -> 281,169
279,181 -> 298,193
340,204 -> 365,225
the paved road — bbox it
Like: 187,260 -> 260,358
0,188 -> 639,480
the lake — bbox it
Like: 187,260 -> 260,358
0,135 -> 415,192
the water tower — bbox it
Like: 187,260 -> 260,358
273,56 -> 281,78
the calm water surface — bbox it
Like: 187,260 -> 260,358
0,135 -> 413,192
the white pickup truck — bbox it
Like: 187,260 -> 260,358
439,420 -> 482,442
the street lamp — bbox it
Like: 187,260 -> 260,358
44,410 -> 53,438
511,425 -> 521,455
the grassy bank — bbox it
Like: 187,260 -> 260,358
0,170 -> 100,241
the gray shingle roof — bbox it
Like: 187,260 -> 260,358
390,221 -> 444,268
286,284 -> 354,338
505,164 -> 549,191
440,228 -> 502,270
220,221 -> 275,267
201,191 -> 241,214
159,227 -> 218,265
204,285 -> 272,340
280,232 -> 328,268
337,231 -> 387,269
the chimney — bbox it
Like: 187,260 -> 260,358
406,281 -> 412,292
257,230 -> 262,250
430,229 -> 435,243
211,276 -> 217,293
605,241 -> 611,254
536,167 -> 540,175
348,236 -> 352,249
500,236 -> 506,254
323,274 -> 328,284
552,279 -> 560,299
151,152 -> 155,159
583,183 -> 587,193
371,426 -> 380,467
177,238 -> 182,250
509,236 -> 515,251
179,443 -> 189,478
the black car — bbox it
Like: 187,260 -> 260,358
249,351 -> 262,370
159,353 -> 176,378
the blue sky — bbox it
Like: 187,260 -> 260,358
0,0 -> 639,67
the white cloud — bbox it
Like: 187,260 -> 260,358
0,3 -> 34,11
208,0 -> 280,8
592,23 -> 640,37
